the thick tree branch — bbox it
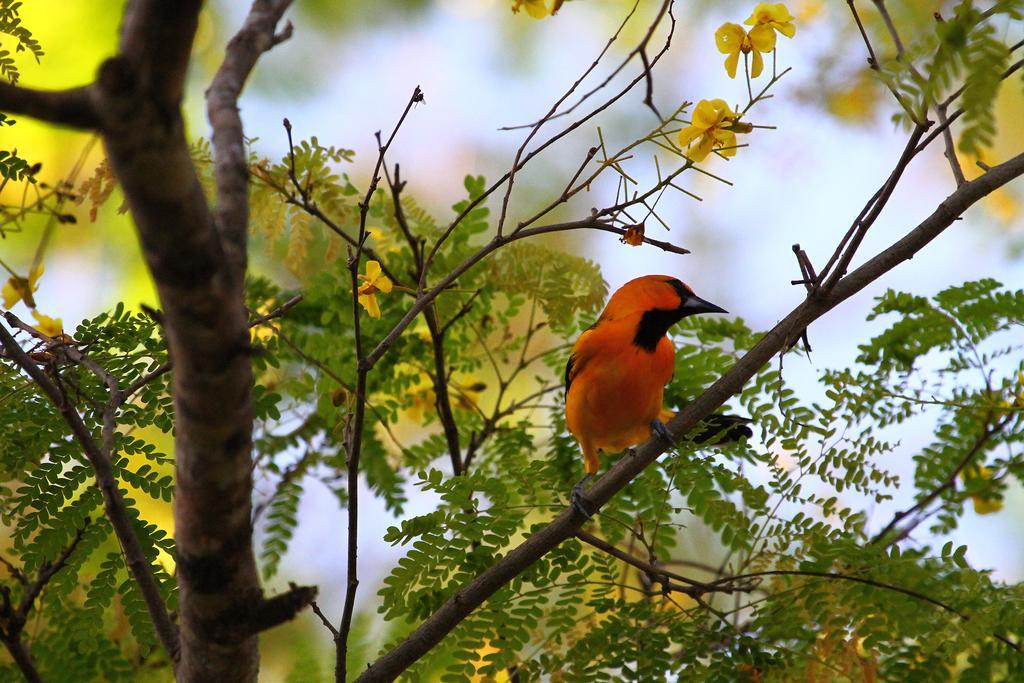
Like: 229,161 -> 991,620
81,1 -> 301,679
0,635 -> 42,683
0,82 -> 99,129
118,0 -> 203,106
356,151 -> 1024,682
227,583 -> 318,637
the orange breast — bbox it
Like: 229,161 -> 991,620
565,330 -> 674,455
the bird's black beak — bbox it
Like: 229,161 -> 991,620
681,294 -> 727,315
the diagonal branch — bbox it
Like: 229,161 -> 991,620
871,411 -> 1010,545
574,530 -> 750,597
706,568 -> 1021,651
208,0 -> 295,273
356,151 -> 1024,682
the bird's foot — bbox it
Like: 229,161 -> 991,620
571,474 -> 595,519
651,419 -> 675,447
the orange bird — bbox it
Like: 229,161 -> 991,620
564,275 -> 738,513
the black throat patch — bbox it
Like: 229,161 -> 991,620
633,307 -> 687,351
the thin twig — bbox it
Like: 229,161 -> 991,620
872,0 -> 905,57
818,123 -> 929,290
335,85 -> 422,683
871,412 -> 1010,545
422,0 -> 676,280
706,568 -> 1021,652
497,0 -> 644,131
576,530 -> 739,595
845,0 -> 922,123
935,103 -> 967,187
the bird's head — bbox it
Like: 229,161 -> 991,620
603,275 -> 726,319
601,275 -> 727,350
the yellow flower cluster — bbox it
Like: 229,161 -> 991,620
675,4 -> 796,163
677,99 -> 752,163
511,0 -> 564,20
716,3 -> 796,80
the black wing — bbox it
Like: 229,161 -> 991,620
564,354 -> 576,395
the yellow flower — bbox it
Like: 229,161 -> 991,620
31,310 -> 63,338
511,0 -> 563,19
716,22 -> 776,79
961,464 -> 1003,515
677,99 -> 747,162
250,299 -> 277,343
2,262 -> 44,309
357,260 -> 393,319
745,3 -> 797,44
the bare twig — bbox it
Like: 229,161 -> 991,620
334,85 -> 422,683
492,1 -> 652,237
872,0 -> 905,57
845,0 -> 922,123
498,0 -> 644,131
310,598 -> 339,638
575,530 -> 746,596
817,123 -> 929,290
423,306 -> 464,475
422,0 -> 676,279
936,103 -> 967,187
338,244 -> 368,683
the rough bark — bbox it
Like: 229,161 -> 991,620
1,1 -> 308,680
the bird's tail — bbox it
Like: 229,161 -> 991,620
658,409 -> 753,444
